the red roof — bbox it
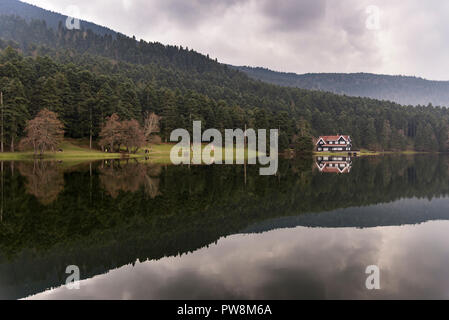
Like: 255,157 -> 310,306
318,135 -> 350,141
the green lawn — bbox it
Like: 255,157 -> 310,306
0,140 -> 138,161
0,141 -> 258,162
138,143 -> 259,164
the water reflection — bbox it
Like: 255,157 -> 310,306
17,161 -> 64,205
0,154 -> 449,299
99,160 -> 162,199
316,156 -> 352,174
27,221 -> 449,300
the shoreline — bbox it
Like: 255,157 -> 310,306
0,142 -> 256,162
313,150 -> 428,157
0,141 -> 439,162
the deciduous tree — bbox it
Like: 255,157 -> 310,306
143,112 -> 161,141
19,109 -> 64,155
121,119 -> 146,153
99,113 -> 121,153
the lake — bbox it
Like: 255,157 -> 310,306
1,155 -> 449,299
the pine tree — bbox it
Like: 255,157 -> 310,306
363,118 -> 378,150
32,77 -> 62,116
3,79 -> 30,152
161,90 -> 178,142
381,120 -> 392,150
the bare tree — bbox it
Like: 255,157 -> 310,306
100,114 -> 146,153
99,113 -> 121,153
143,112 -> 161,141
19,109 -> 64,155
121,119 -> 146,153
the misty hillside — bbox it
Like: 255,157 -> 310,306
2,0 -> 446,108
235,66 -> 449,107
0,0 -> 116,36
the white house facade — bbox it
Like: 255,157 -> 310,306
316,135 -> 352,152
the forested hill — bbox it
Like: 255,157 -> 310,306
0,0 -> 116,36
5,0 -> 447,108
235,66 -> 449,107
1,1 -> 449,152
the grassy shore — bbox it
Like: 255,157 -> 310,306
0,141 -> 258,162
0,140 -> 138,161
139,143 -> 258,164
0,139 -> 430,162
314,150 -> 379,156
313,149 -> 426,157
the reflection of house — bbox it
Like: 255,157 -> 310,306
316,156 -> 352,174
316,135 -> 352,152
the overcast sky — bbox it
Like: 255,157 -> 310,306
22,0 -> 449,80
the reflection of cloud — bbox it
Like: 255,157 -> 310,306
26,221 -> 449,299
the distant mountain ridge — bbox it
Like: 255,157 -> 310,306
0,0 -> 117,36
235,66 -> 449,107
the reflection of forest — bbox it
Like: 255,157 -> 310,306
1,155 -> 449,299
17,161 -> 64,205
99,160 -> 161,199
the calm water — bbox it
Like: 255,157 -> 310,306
1,155 -> 449,299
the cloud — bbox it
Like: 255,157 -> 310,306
259,0 -> 327,32
21,0 -> 449,80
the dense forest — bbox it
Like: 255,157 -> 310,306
0,2 -> 449,151
236,66 -> 449,107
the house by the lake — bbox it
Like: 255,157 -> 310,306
316,135 -> 352,152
